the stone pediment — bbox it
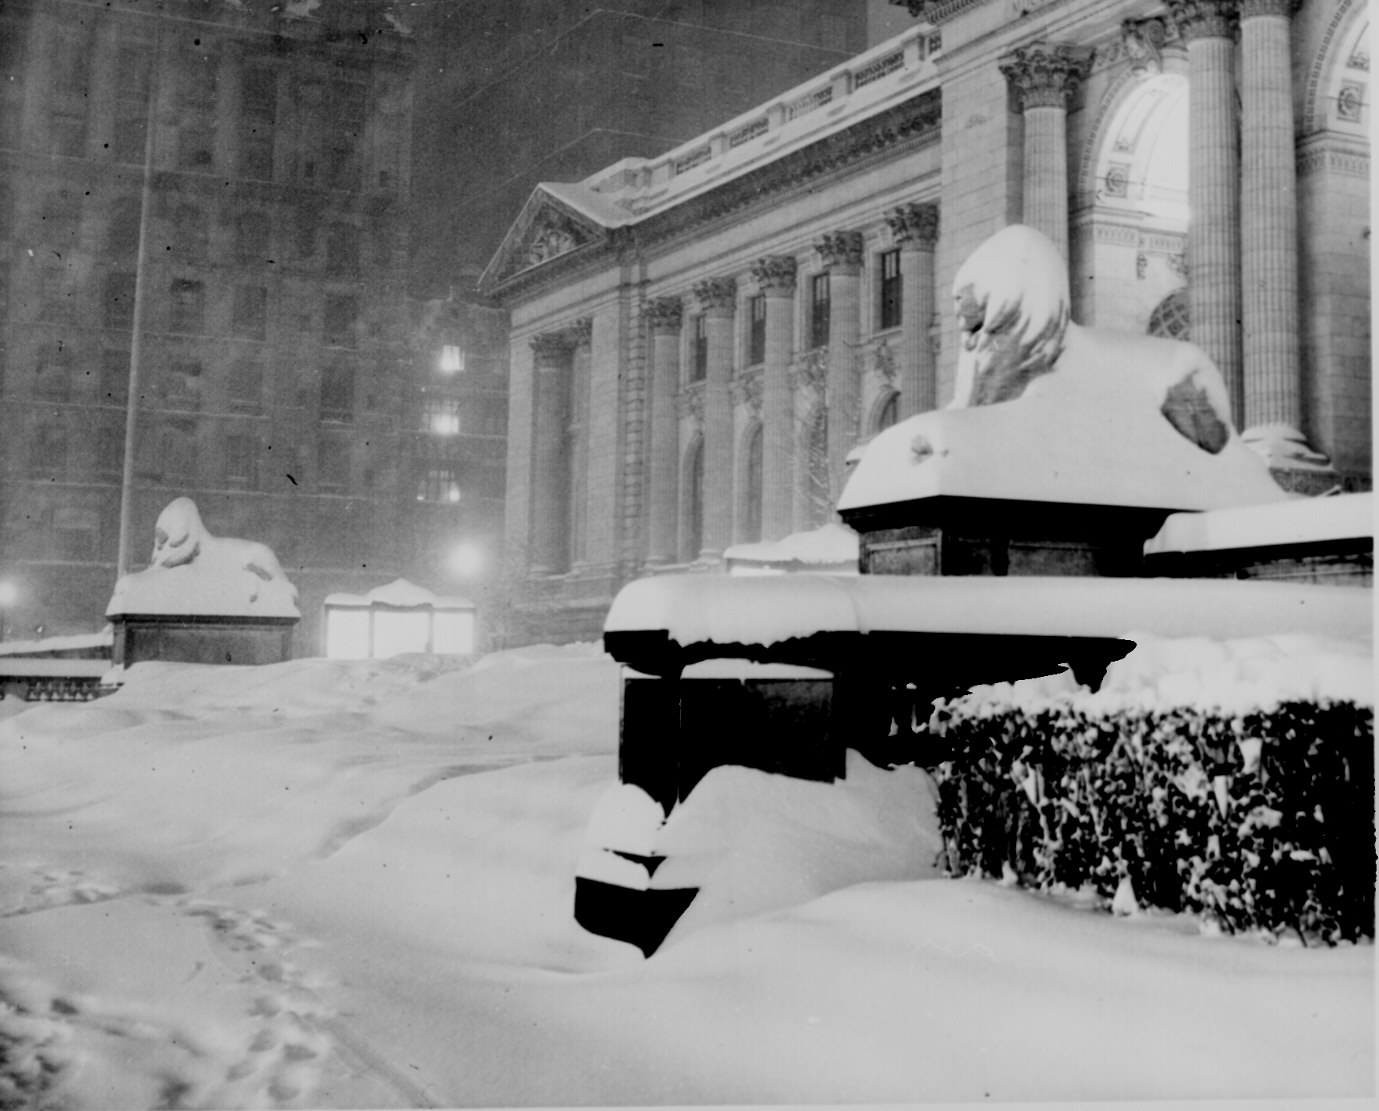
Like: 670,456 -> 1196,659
484,189 -> 606,287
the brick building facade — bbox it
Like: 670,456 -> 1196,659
0,0 -> 419,650
482,1 -> 1371,644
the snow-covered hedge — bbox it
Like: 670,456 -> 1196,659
926,695 -> 1373,946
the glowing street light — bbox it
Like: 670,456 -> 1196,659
447,541 -> 484,580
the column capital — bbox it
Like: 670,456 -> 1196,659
692,277 -> 738,316
529,331 -> 574,363
1000,42 -> 1093,111
750,255 -> 798,296
642,297 -> 684,333
1121,18 -> 1170,76
815,230 -> 864,273
885,202 -> 940,248
1165,0 -> 1240,42
564,317 -> 593,347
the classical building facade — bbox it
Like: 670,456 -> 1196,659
0,0 -> 425,650
483,0 -> 1370,644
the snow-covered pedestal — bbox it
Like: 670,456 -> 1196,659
106,499 -> 300,668
837,225 -> 1291,577
323,579 -> 476,658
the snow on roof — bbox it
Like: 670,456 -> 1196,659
106,499 -> 299,619
323,579 -> 474,610
0,628 -> 113,657
604,573 -> 1371,650
1145,492 -> 1374,556
723,523 -> 860,569
837,387 -> 1290,515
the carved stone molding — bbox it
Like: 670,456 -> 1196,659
642,297 -> 684,333
1121,18 -> 1168,76
1000,43 -> 1094,111
790,348 -> 829,395
750,255 -> 798,295
816,230 -> 864,273
676,382 -> 705,426
1165,0 -> 1240,42
867,338 -> 897,386
693,276 -> 738,315
885,202 -> 940,248
530,332 -> 574,364
730,372 -> 763,416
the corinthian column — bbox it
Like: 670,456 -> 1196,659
694,277 -> 736,560
751,255 -> 797,542
817,231 -> 863,502
884,203 -> 939,416
1167,0 -> 1244,425
642,298 -> 683,565
528,332 -> 574,575
1000,44 -> 1091,258
566,318 -> 593,567
1237,0 -> 1328,470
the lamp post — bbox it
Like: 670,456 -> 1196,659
0,580 -> 15,644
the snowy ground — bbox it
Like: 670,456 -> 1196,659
0,644 -> 1372,1109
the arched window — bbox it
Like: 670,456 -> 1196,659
873,390 -> 899,434
1147,289 -> 1190,342
681,437 -> 704,562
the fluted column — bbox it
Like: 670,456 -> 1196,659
751,256 -> 798,542
694,277 -> 736,559
817,232 -> 863,502
1168,0 -> 1244,424
643,298 -> 683,565
885,203 -> 939,416
566,319 -> 593,567
1238,0 -> 1325,468
1000,44 -> 1091,258
529,332 -> 574,575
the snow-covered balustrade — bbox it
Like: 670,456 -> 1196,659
322,579 -> 476,658
1144,492 -> 1373,585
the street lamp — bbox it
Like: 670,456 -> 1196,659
447,541 -> 485,581
0,580 -> 15,643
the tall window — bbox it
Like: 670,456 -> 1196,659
325,223 -> 359,275
879,249 -> 902,330
323,294 -> 357,347
33,347 -> 72,403
748,294 -> 766,366
229,359 -> 263,413
225,433 -> 259,487
810,273 -> 830,349
172,204 -> 208,260
52,508 -> 99,562
104,272 -> 136,330
422,394 -> 461,435
165,360 -> 201,409
320,362 -> 353,421
168,279 -> 205,334
235,212 -> 271,264
231,285 -> 267,339
100,348 -> 129,404
691,314 -> 708,382
743,424 -> 763,543
416,448 -> 462,503
318,436 -> 350,489
682,438 -> 704,562
29,424 -> 66,477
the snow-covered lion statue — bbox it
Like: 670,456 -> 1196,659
948,224 -> 1232,455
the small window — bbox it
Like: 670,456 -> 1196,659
229,359 -> 263,413
235,212 -> 271,263
439,344 -> 464,374
29,424 -> 66,477
325,223 -> 359,274
295,212 -> 316,258
165,360 -> 201,409
810,273 -> 830,349
112,112 -> 147,164
879,249 -> 902,331
172,204 -> 208,259
100,348 -> 129,404
225,433 -> 259,487
748,294 -> 766,366
423,394 -> 461,435
239,128 -> 274,181
242,66 -> 277,119
417,463 -> 463,504
50,112 -> 86,158
319,437 -> 350,488
691,315 -> 708,382
107,196 -> 142,255
53,508 -> 99,562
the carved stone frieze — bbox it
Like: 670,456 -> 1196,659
750,255 -> 798,295
693,276 -> 738,314
1165,0 -> 1240,42
816,230 -> 864,272
790,348 -> 829,395
885,202 -> 939,247
643,297 -> 684,333
677,382 -> 705,426
867,338 -> 897,385
1000,43 -> 1094,111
